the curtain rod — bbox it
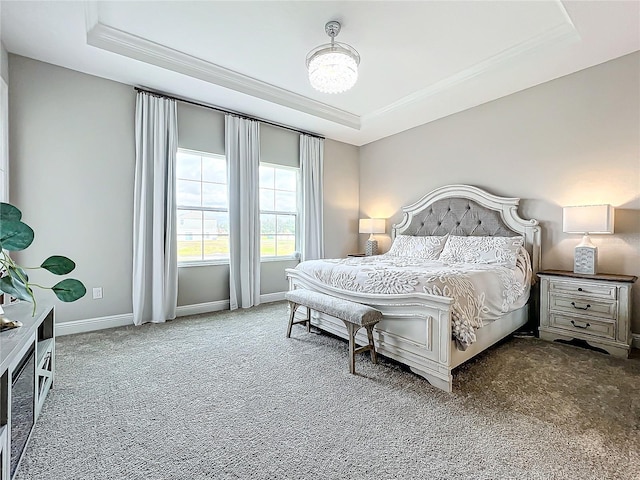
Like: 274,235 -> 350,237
134,87 -> 324,140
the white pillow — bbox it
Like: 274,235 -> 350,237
387,235 -> 448,260
439,235 -> 524,267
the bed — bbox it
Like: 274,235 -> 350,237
285,184 -> 541,392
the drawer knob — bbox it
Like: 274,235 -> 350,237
570,320 -> 591,329
571,301 -> 591,311
577,287 -> 583,292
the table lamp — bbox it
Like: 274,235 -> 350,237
359,218 -> 385,256
562,204 -> 614,274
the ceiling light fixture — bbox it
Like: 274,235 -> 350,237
306,21 -> 360,94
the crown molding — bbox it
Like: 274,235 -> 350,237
363,19 -> 580,122
84,0 -> 99,32
83,0 -> 579,137
86,21 -> 360,130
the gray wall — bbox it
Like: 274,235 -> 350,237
13,51 -> 634,332
0,0 -> 7,84
0,43 -> 8,84
359,52 -> 640,333
324,139 -> 359,257
9,55 -> 136,323
8,55 -> 359,322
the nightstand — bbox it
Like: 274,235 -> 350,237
538,270 -> 637,358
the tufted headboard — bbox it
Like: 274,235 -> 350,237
392,185 -> 542,272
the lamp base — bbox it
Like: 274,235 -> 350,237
574,244 -> 597,275
365,239 -> 378,256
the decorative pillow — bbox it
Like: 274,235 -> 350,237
439,236 -> 524,267
515,246 -> 532,282
387,235 -> 448,260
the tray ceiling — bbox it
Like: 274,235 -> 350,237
2,1 -> 639,145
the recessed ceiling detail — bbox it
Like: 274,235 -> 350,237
84,1 -> 577,133
85,14 -> 361,129
2,1 -> 638,145
363,21 -> 579,122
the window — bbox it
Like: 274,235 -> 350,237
176,149 -> 229,263
259,164 -> 298,258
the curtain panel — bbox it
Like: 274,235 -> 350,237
300,135 -> 324,261
0,79 -> 8,202
226,115 -> 261,310
132,92 -> 178,325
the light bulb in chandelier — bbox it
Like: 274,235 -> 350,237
306,21 -> 360,94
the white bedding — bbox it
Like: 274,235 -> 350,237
294,251 -> 532,349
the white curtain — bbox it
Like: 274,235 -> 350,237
132,92 -> 178,325
0,79 -> 8,202
300,135 -> 324,261
226,115 -> 261,310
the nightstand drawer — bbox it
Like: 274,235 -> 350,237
538,270 -> 637,358
549,279 -> 616,299
549,313 -> 616,340
549,294 -> 617,320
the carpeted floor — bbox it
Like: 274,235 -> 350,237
16,302 -> 640,479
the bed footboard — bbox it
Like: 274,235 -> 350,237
285,268 -> 529,393
286,269 -> 456,392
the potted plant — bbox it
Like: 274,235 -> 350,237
0,202 -> 85,329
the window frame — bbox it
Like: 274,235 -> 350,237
259,162 -> 300,262
176,148 -> 230,267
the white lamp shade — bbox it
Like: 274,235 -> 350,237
359,218 -> 385,234
563,205 -> 614,234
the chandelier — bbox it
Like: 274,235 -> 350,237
306,21 -> 360,94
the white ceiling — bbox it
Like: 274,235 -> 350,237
1,1 -> 639,146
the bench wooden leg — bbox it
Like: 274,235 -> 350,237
342,321 -> 380,374
286,302 -> 312,338
345,322 -> 358,374
286,302 -> 299,338
366,325 -> 377,364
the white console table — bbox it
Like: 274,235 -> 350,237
0,303 -> 54,480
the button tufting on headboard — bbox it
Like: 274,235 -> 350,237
402,198 -> 517,237
391,185 -> 541,275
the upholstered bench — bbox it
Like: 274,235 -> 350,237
285,289 -> 382,374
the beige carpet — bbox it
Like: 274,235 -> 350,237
16,302 -> 640,479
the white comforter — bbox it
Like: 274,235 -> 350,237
294,253 -> 532,349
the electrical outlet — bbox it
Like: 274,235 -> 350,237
92,287 -> 103,300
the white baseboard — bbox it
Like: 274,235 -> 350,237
632,333 -> 640,349
56,313 -> 134,336
175,293 -> 284,316
176,300 -> 230,317
56,292 -> 287,336
260,292 -> 286,303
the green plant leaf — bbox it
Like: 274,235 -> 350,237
8,266 -> 29,284
0,203 -> 22,221
41,256 -> 76,275
51,279 -> 86,302
0,220 -> 34,251
0,275 -> 33,303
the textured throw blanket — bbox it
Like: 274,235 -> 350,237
295,254 -> 531,349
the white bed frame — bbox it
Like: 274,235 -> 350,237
286,185 -> 541,392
